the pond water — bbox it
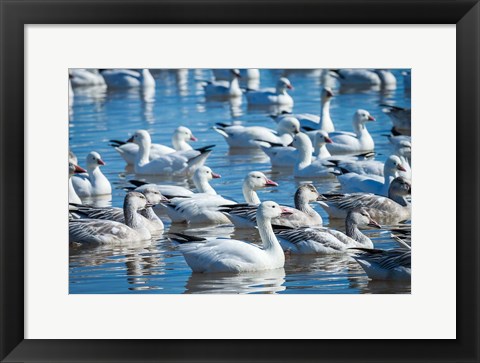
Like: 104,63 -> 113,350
69,69 -> 411,294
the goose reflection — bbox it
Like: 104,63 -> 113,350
184,267 -> 286,294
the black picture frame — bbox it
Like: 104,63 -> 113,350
1,1 -> 478,362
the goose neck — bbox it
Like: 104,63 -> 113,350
296,146 -> 312,168
194,175 -> 217,195
314,144 -> 331,158
295,195 -> 320,221
136,140 -> 150,166
123,201 -> 143,230
172,136 -> 191,151
319,98 -> 332,128
345,220 -> 371,246
389,192 -> 410,207
242,183 -> 260,204
142,207 -> 163,224
256,213 -> 284,256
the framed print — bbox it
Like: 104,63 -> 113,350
1,0 -> 479,362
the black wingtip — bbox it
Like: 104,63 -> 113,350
215,122 -> 231,128
169,232 -> 206,243
109,139 -> 126,147
194,144 -> 216,153
129,179 -> 148,187
301,126 -> 317,132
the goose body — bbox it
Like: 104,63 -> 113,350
129,130 -> 212,175
337,155 -> 407,196
171,201 -> 292,273
100,68 -> 155,89
204,69 -> 242,97
111,126 -> 197,165
71,152 -> 111,198
275,209 -> 379,254
352,248 -> 411,280
69,192 -> 152,244
69,69 -> 106,88
331,69 -> 396,88
291,132 -> 335,178
326,110 -> 376,155
319,177 -> 411,224
381,104 -> 411,135
213,117 -> 300,149
246,77 -> 294,106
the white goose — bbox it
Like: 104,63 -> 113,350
318,177 -> 411,224
246,77 -> 294,106
163,171 -> 278,225
69,69 -> 106,88
330,69 -> 396,88
170,201 -> 293,273
69,162 -> 87,204
291,132 -> 336,178
333,139 -> 411,180
275,209 -> 380,255
69,192 -> 152,244
71,152 -> 111,198
100,68 -> 155,89
326,109 -> 376,155
70,186 -> 169,233
352,247 -> 411,280
213,117 -> 300,148
111,126 -> 198,165
220,184 -> 324,228
261,130 -> 333,168
129,130 -> 213,176
213,68 -> 260,81
128,165 -> 220,200
272,87 -> 335,133
203,69 -> 242,98
336,155 -> 406,196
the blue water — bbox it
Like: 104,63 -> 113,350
69,69 -> 411,294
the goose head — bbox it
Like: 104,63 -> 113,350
396,140 -> 412,157
174,126 -> 197,143
291,132 -> 313,152
193,165 -> 221,183
385,155 -> 407,174
389,177 -> 412,197
321,87 -> 334,101
277,117 -> 300,136
276,77 -> 293,93
68,162 -> 86,177
348,208 -> 381,229
86,151 -> 105,169
244,171 -> 278,190
124,191 -> 152,211
295,184 -> 325,203
141,186 -> 169,206
128,129 -> 151,148
313,130 -> 333,148
258,201 -> 293,220
353,109 -> 375,125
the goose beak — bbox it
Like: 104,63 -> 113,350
325,89 -> 334,97
367,115 -> 376,121
368,218 -> 382,229
190,135 -> 198,142
286,84 -> 293,90
212,172 -> 221,179
264,179 -> 278,187
161,195 -> 170,203
281,207 -> 294,216
98,159 -> 106,166
397,164 -> 407,172
73,164 -> 87,173
316,194 -> 327,201
126,136 -> 134,143
325,137 -> 333,144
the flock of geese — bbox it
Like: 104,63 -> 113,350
68,68 -> 412,283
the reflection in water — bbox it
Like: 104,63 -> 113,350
185,268 -> 286,294
69,68 -> 411,294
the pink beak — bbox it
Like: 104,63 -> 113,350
264,179 -> 279,187
190,135 -> 198,142
368,218 -> 382,229
286,84 -> 293,90
325,137 -> 333,144
397,164 -> 407,172
368,115 -> 376,121
73,164 -> 86,173
98,159 -> 106,166
211,172 -> 221,179
281,207 -> 294,215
